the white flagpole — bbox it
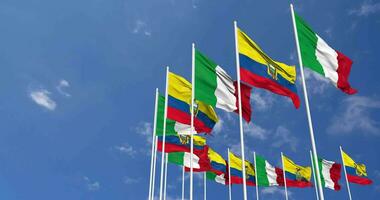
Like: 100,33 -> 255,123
233,20 -> 248,200
190,43 -> 195,200
164,153 -> 168,200
159,67 -> 170,200
253,152 -> 259,200
182,166 -> 185,200
340,146 -> 353,200
281,152 -> 289,200
310,150 -> 320,200
148,88 -> 159,200
204,172 -> 207,200
152,136 -> 158,200
289,4 -> 325,200
228,148 -> 232,200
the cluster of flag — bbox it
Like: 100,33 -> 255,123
148,4 -> 372,200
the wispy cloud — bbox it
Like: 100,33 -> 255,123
56,79 -> 71,97
213,118 -> 224,134
251,90 -> 275,111
303,69 -> 331,95
113,143 -> 137,157
124,176 -> 141,184
244,122 -> 269,140
328,96 -> 380,135
132,20 -> 151,36
271,126 -> 298,152
261,187 -> 292,198
29,89 -> 57,111
349,1 -> 380,16
83,176 -> 100,191
136,122 -> 153,143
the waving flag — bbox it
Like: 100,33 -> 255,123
255,154 -> 283,187
168,146 -> 211,172
342,150 -> 372,185
157,135 -> 206,153
195,50 -> 252,122
167,72 -> 218,133
317,158 -> 342,190
208,148 -> 228,176
229,152 -> 256,186
294,13 -> 357,94
237,28 -> 300,108
283,155 -> 312,187
206,171 -> 227,185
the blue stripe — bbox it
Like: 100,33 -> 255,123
168,95 -> 215,129
230,168 -> 255,182
285,171 -> 309,182
211,161 -> 226,173
346,166 -> 368,177
239,54 -> 298,94
158,136 -> 204,150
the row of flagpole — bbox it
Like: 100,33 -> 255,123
145,4 -> 359,200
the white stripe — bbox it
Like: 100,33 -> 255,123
215,173 -> 226,185
215,66 -> 237,112
174,122 -> 197,135
265,161 -> 279,186
183,152 -> 200,169
321,159 -> 335,190
315,35 -> 339,86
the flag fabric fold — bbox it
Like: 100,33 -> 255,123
342,150 -> 372,185
237,27 -> 300,108
294,13 -> 357,94
168,146 -> 211,172
255,154 -> 283,187
317,158 -> 342,190
229,152 -> 256,186
157,135 -> 206,153
206,171 -> 227,185
283,155 -> 312,187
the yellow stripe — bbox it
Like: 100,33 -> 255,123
208,148 -> 226,165
342,150 -> 368,177
229,152 -> 255,176
237,28 -> 296,83
193,135 -> 206,146
168,72 -> 218,123
282,155 -> 311,180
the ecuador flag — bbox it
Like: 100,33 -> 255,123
282,155 -> 312,187
342,150 -> 372,185
237,27 -> 300,108
157,134 -> 206,153
167,72 -> 218,134
229,152 -> 256,186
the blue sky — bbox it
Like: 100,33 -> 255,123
0,0 -> 380,199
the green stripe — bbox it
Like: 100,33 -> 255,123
206,171 -> 217,180
295,13 -> 325,76
168,152 -> 185,166
195,50 -> 218,107
256,154 -> 269,186
155,95 -> 177,136
316,158 -> 326,187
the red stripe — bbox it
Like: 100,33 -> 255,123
157,141 -> 190,153
167,107 -> 212,133
275,168 -> 285,186
330,163 -> 342,190
336,51 -> 357,95
184,146 -> 211,172
347,174 -> 373,185
229,176 -> 256,186
233,81 -> 252,122
274,168 -> 312,187
240,68 -> 300,108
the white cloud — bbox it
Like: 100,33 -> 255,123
136,122 -> 153,143
124,176 -> 141,184
29,89 -> 57,111
251,90 -> 275,111
328,96 -> 380,135
261,187 -> 292,198
303,69 -> 331,95
56,79 -> 71,97
244,123 -> 269,140
132,20 -> 151,36
271,126 -> 298,152
213,118 -> 224,134
114,143 -> 137,157
83,176 -> 100,191
349,1 -> 380,16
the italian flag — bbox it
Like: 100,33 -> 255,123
156,95 -> 196,136
206,171 -> 226,185
168,152 -> 201,169
294,13 -> 357,94
318,158 -> 342,191
195,50 -> 252,122
255,154 -> 282,186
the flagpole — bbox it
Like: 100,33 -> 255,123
290,4 -> 325,200
253,152 -> 259,200
281,152 -> 289,200
182,166 -> 185,200
233,20 -> 248,200
164,153 -> 168,200
148,88 -> 159,200
204,172 -> 207,200
310,150 -> 320,200
340,146 -> 353,200
152,136 -> 158,200
159,66 -> 170,200
228,148 -> 232,200
190,42 -> 195,200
